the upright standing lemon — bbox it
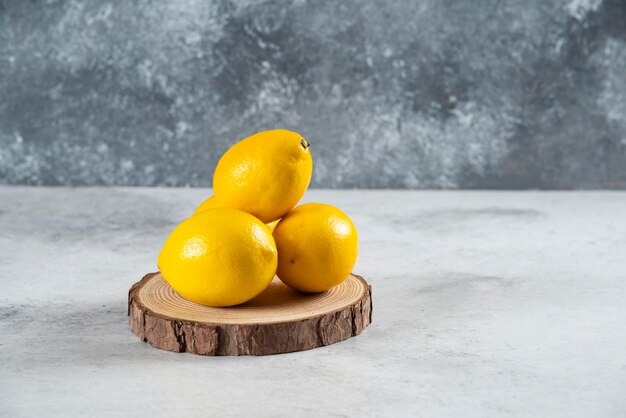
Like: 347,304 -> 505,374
158,208 -> 278,307
273,203 -> 358,293
213,129 -> 313,223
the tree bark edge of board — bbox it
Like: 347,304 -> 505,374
128,272 -> 373,356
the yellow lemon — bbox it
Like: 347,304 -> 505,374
158,208 -> 278,307
194,195 -> 280,232
213,129 -> 313,223
265,219 -> 279,233
194,195 -> 221,214
273,203 -> 358,293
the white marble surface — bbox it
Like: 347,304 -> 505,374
1,187 -> 625,417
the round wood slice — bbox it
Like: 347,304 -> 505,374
128,272 -> 372,356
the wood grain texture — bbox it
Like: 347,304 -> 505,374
128,272 -> 372,356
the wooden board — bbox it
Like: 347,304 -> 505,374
128,272 -> 372,356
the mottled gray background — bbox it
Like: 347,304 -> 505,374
0,0 -> 625,189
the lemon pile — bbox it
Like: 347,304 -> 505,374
158,129 -> 358,307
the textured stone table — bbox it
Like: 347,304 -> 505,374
1,187 -> 625,417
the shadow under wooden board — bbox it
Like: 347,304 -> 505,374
128,272 -> 373,356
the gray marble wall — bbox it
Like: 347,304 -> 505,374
1,0 -> 625,189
